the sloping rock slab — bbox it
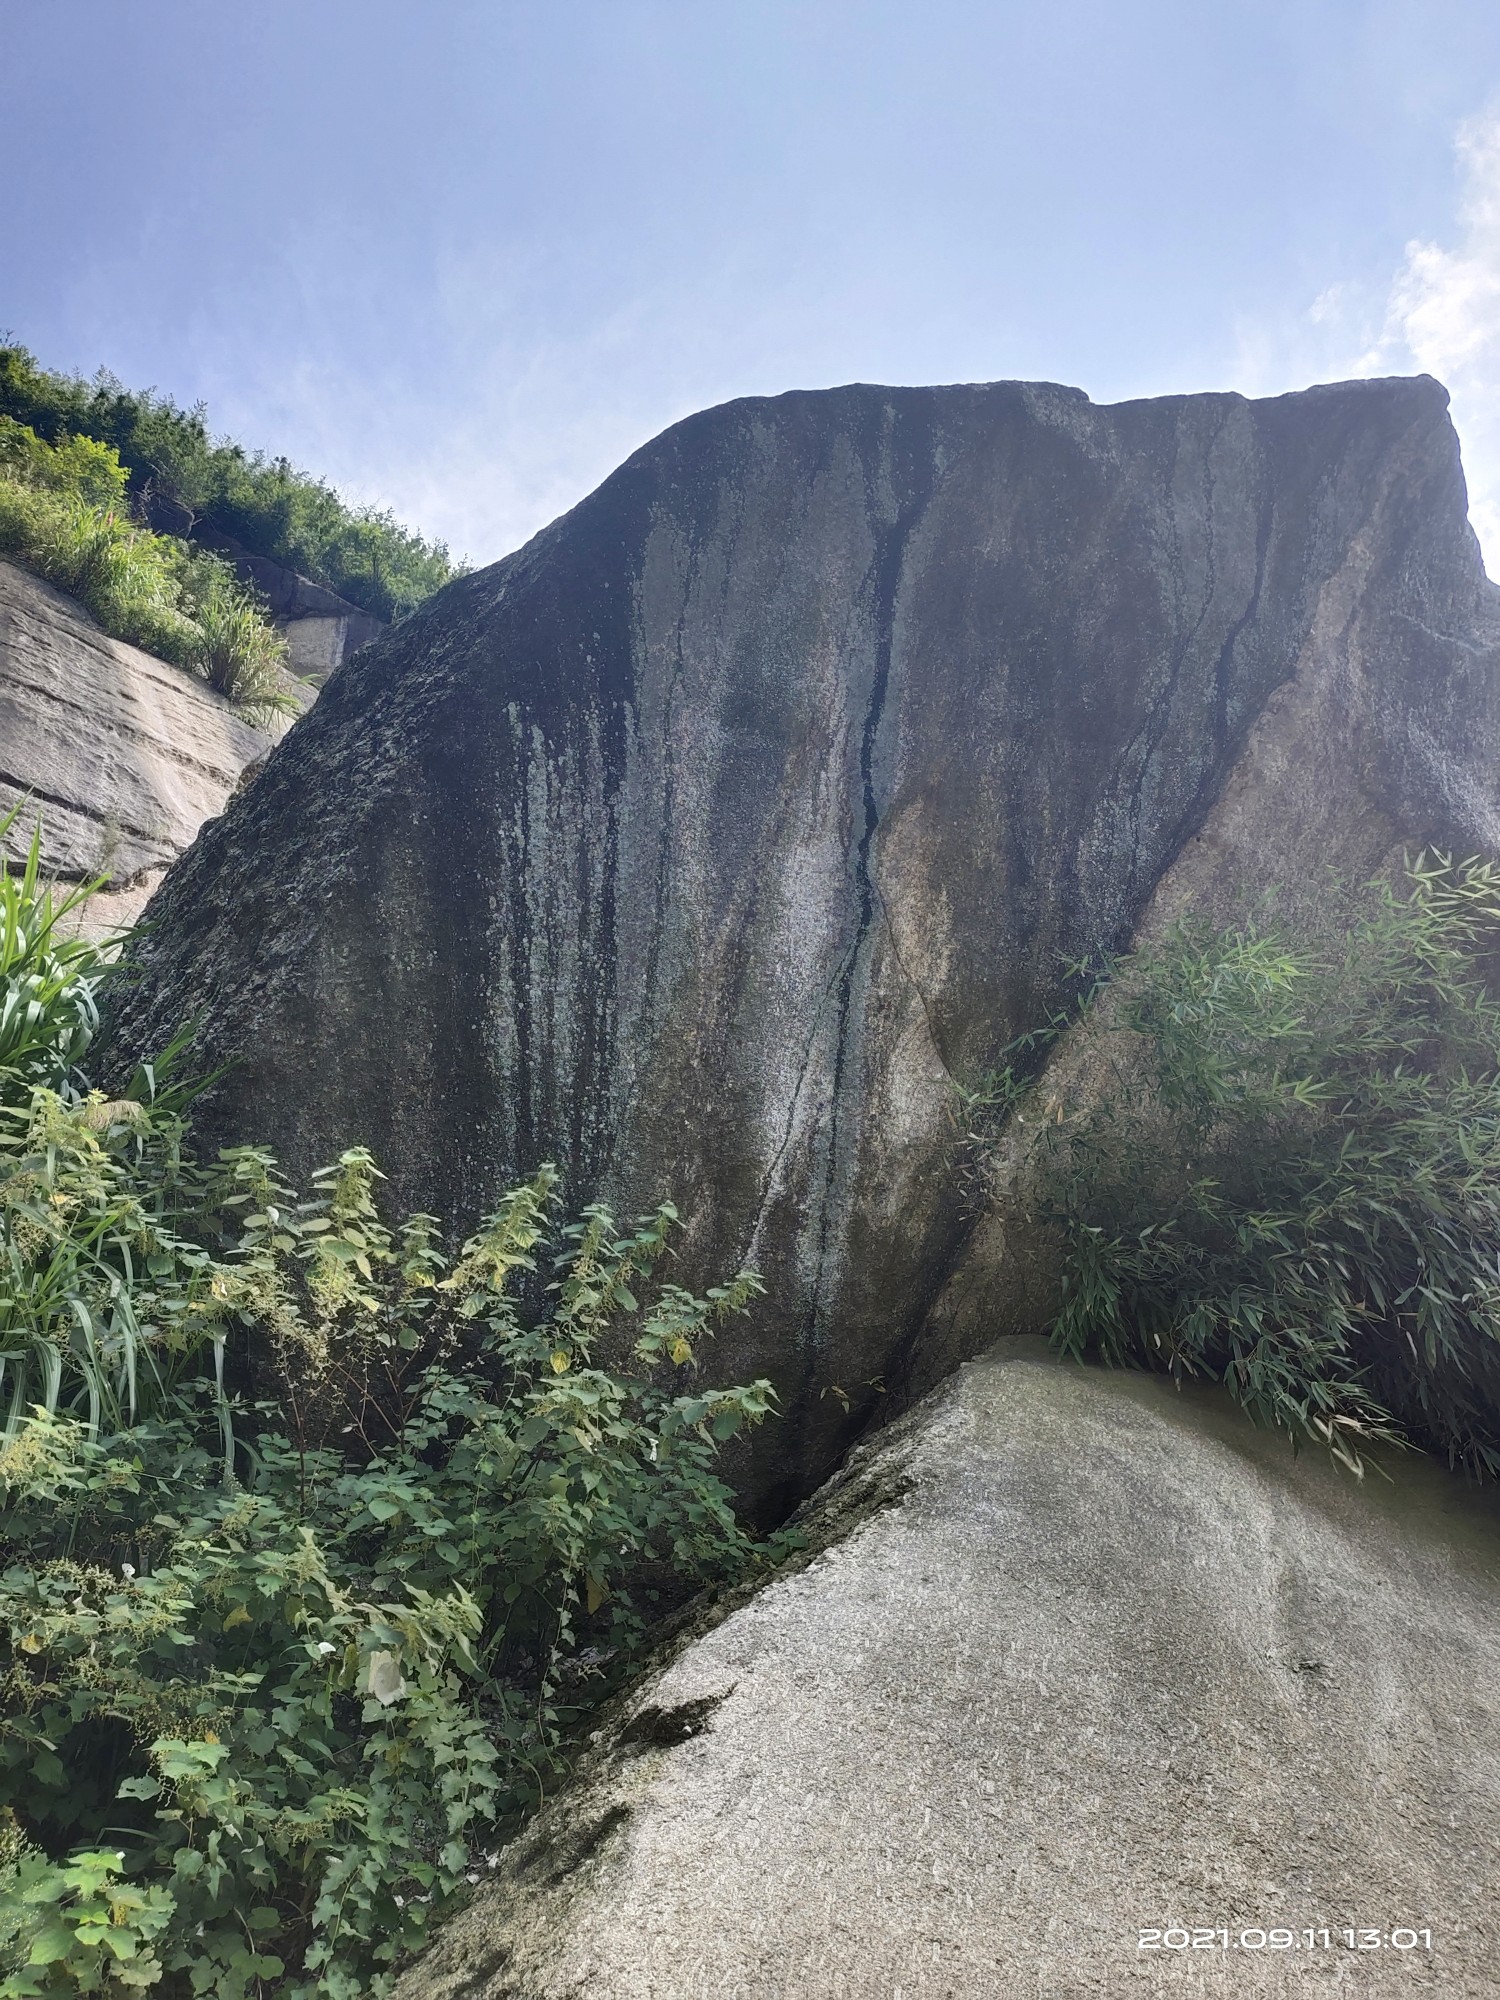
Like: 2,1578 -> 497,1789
0,557 -> 269,910
401,1345 -> 1500,1999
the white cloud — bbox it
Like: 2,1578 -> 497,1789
1241,104 -> 1500,573
1378,108 -> 1500,569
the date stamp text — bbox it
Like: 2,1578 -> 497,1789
1139,1927 -> 1433,1953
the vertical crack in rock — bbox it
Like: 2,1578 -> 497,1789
1209,485 -> 1275,763
1119,407 -> 1228,901
809,414 -> 938,1341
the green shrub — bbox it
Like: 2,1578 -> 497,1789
0,812 -> 106,1111
973,856 -> 1500,1477
0,423 -> 127,513
0,346 -> 458,624
0,419 -> 296,723
0,817 -> 775,1996
0,1175 -> 770,1998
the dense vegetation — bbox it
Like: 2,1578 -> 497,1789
0,812 -> 773,1996
0,418 -> 294,723
969,855 -> 1500,1478
0,346 -> 456,624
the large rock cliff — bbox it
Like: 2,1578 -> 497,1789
99,375 -> 1500,1512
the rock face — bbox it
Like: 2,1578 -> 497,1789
0,558 -> 271,932
194,530 -> 386,683
100,376 -> 1500,1512
397,1343 -> 1500,2000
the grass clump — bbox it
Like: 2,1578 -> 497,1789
0,810 -> 775,1996
0,418 -> 295,724
0,344 -> 457,624
970,855 -> 1500,1478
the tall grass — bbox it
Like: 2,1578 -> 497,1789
0,418 -> 296,722
0,806 -> 204,1435
0,810 -> 103,1104
978,856 -> 1500,1477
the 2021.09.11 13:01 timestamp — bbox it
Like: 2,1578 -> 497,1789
1139,1928 -> 1433,1952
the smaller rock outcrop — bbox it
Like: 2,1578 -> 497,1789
0,557 -> 271,930
400,1345 -> 1500,1999
194,528 -> 386,682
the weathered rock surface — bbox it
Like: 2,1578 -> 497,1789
0,557 -> 271,930
100,375 -> 1500,1510
398,1344 -> 1500,2000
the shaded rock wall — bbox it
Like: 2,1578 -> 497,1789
99,376 -> 1500,1512
914,409 -> 1500,1398
0,557 -> 271,932
396,1344 -> 1500,2000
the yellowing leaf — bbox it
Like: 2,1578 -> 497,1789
586,1572 -> 608,1614
18,1632 -> 43,1654
550,1349 -> 570,1374
670,1337 -> 693,1366
222,1605 -> 252,1632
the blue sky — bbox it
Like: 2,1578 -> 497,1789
6,0 -> 1500,568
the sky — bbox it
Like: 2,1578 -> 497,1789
5,0 -> 1500,571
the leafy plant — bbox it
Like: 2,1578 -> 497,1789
974,856 -> 1500,1477
0,1186 -> 770,1998
0,819 -> 776,1995
0,347 -> 458,624
0,812 -> 106,1111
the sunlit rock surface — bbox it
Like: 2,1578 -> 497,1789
0,557 -> 270,932
100,376 -> 1500,1511
397,1345 -> 1500,2000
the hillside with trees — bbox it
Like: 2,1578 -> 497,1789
0,344 -> 459,626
